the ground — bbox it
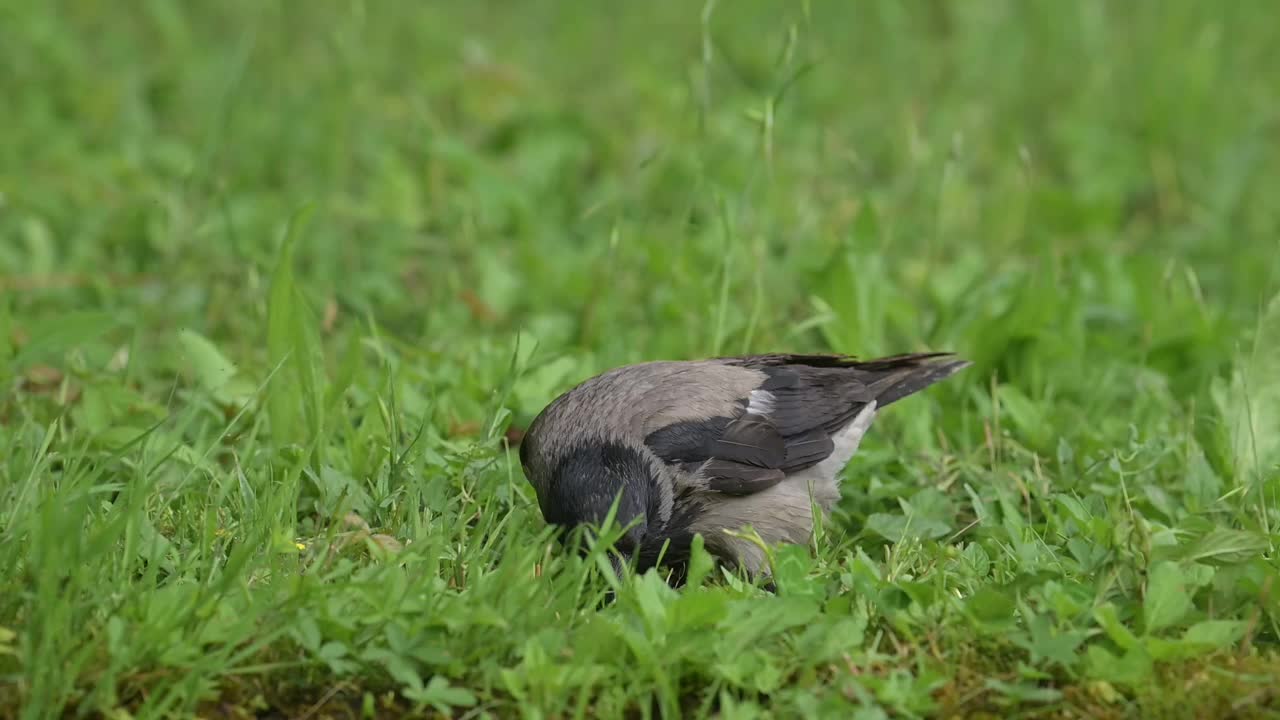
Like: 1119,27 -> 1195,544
2,1 -> 1279,718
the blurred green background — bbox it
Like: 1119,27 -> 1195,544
2,1 -> 1278,717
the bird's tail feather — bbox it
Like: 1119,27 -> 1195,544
862,354 -> 971,408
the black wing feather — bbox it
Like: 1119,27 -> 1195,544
731,352 -> 968,450
701,460 -> 785,495
645,414 -> 788,495
709,416 -> 785,468
644,352 -> 968,495
780,428 -> 835,469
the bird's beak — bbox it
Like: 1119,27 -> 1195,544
597,553 -> 630,607
608,552 -> 628,581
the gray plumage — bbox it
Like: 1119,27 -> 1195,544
518,352 -> 970,582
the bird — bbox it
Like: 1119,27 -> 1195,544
518,352 -> 969,584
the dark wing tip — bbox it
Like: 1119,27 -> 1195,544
730,350 -> 971,410
869,355 -> 971,408
724,351 -> 964,371
844,351 -> 965,371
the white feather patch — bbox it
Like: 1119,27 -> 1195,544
787,400 -> 878,505
747,389 -> 776,416
688,401 -> 880,576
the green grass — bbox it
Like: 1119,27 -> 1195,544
2,1 -> 1280,717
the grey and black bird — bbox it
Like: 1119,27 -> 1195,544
518,352 -> 969,583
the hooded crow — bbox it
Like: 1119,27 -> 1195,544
518,352 -> 969,583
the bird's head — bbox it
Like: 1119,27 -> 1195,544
528,441 -> 655,575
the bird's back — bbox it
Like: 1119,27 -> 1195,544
520,359 -> 765,471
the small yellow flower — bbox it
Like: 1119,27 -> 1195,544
295,542 -> 307,551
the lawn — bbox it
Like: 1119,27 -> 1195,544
2,1 -> 1279,717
